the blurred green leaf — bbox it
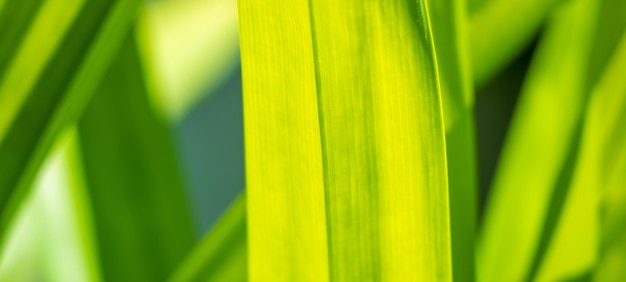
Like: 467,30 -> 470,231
591,31 -> 626,282
0,128 -> 100,281
587,0 -> 626,88
240,0 -> 451,280
0,0 -> 139,245
171,194 -> 246,282
428,0 -> 478,280
477,0 -> 599,280
0,0 -> 43,81
39,128 -> 101,282
0,185 -> 43,281
526,118 -> 589,282
469,0 -> 560,86
77,33 -> 195,281
530,2 -> 626,280
469,0 -> 626,88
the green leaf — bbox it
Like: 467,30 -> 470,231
239,0 -> 451,281
477,0 -> 600,280
39,128 -> 101,282
239,0 -> 328,280
469,0 -> 561,86
587,0 -> 626,89
468,0 -> 626,87
0,0 -> 82,141
530,2 -> 626,280
0,184 -> 43,281
0,128 -> 100,281
77,33 -> 195,281
591,31 -> 626,282
525,118 -> 590,282
170,194 -> 247,282
428,0 -> 478,280
0,0 -> 44,81
0,0 -> 139,244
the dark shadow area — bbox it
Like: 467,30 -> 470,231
475,38 -> 538,221
176,61 -> 245,235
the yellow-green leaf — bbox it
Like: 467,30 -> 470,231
591,31 -> 626,282
239,0 -> 452,281
239,0 -> 328,280
532,1 -> 626,280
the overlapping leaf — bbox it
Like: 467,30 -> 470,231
0,0 -> 140,246
477,0 -> 599,280
428,0 -> 477,280
530,0 -> 626,279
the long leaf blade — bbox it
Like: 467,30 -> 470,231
428,0 -> 478,279
239,0 -> 452,280
238,0 -> 329,280
77,33 -> 195,281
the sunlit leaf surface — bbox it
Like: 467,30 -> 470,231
240,0 -> 452,281
238,0 -> 328,280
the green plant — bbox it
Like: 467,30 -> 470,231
0,0 -> 624,281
